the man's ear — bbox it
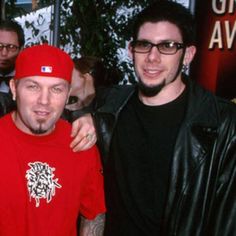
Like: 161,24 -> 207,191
183,45 -> 196,66
9,79 -> 17,101
128,41 -> 134,60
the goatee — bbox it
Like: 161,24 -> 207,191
30,122 -> 47,134
138,79 -> 165,97
30,127 -> 47,135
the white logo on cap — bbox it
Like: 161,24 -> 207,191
41,66 -> 52,73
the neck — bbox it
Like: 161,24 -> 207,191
139,78 -> 185,106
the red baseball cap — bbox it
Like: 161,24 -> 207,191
14,44 -> 74,83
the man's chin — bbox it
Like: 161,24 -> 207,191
31,128 -> 48,135
30,120 -> 52,135
138,80 -> 165,97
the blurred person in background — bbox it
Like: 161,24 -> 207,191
64,56 -> 120,121
0,20 -> 24,116
0,20 -> 24,93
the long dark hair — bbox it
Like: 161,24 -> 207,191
73,56 -> 120,89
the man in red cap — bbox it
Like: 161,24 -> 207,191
0,44 -> 105,236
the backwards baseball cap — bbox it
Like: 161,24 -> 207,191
14,44 -> 73,83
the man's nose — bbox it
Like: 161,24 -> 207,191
0,47 -> 9,56
146,46 -> 162,63
38,89 -> 50,105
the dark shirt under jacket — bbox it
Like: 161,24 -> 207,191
105,88 -> 187,236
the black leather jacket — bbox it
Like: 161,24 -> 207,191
93,78 -> 236,236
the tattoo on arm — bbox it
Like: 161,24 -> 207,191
79,213 -> 105,236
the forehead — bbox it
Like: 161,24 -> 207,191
0,30 -> 19,45
18,76 -> 69,86
137,21 -> 182,42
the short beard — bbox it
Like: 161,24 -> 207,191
138,79 -> 166,97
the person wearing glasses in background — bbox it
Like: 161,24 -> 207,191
0,20 -> 24,115
0,20 -> 24,93
77,1 -> 236,235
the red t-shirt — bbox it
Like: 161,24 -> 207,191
0,113 -> 106,236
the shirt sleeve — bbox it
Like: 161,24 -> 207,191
79,145 -> 106,219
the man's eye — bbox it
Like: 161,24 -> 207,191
8,45 -> 16,49
51,87 -> 63,94
137,41 -> 150,48
27,85 -> 38,90
162,42 -> 175,48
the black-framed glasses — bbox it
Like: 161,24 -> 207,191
0,43 -> 20,52
131,40 -> 184,55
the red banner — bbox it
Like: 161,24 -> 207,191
191,0 -> 236,100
